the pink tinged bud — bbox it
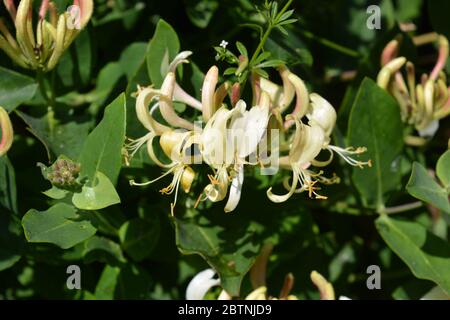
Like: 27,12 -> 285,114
381,39 -> 400,66
3,0 -> 17,21
430,35 -> 449,82
251,73 -> 261,106
235,55 -> 248,76
0,107 -> 14,156
230,82 -> 240,107
159,72 -> 195,130
73,0 -> 93,30
136,87 -> 171,135
214,82 -> 230,108
250,243 -> 273,290
284,73 -> 309,129
39,0 -> 50,20
202,66 -> 219,122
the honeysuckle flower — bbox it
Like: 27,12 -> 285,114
130,130 -> 196,215
0,106 -> 14,156
0,0 -> 93,71
224,96 -> 270,212
267,119 -> 328,203
377,35 -> 450,142
257,66 -> 295,113
307,93 -> 371,169
186,268 -> 221,300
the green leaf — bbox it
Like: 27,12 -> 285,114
0,215 -> 22,271
428,0 -> 450,40
236,41 -> 248,57
0,67 -> 38,112
119,217 -> 160,262
119,42 -> 148,81
406,162 -> 450,214
42,186 -> 69,200
376,215 -> 450,295
95,264 -> 152,299
17,111 -> 93,161
78,94 -> 126,185
22,203 -> 97,249
348,78 -> 404,210
174,188 -> 311,297
436,150 -> 450,189
0,156 -> 17,213
72,171 -> 121,211
57,29 -> 93,88
83,236 -> 126,265
146,19 -> 180,87
184,0 -> 219,28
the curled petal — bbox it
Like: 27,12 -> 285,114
430,35 -> 449,81
224,164 -> 244,213
266,171 -> 298,203
136,87 -> 171,135
310,271 -> 335,300
158,72 -> 196,130
287,73 -> 309,119
376,57 -> 407,89
307,93 -> 337,138
186,269 -> 221,300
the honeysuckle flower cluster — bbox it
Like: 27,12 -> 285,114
126,50 -> 370,214
0,0 -> 93,71
0,106 -> 13,157
377,34 -> 450,142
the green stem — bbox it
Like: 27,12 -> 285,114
249,0 -> 294,65
385,201 -> 423,214
36,69 -> 56,134
299,30 -> 361,58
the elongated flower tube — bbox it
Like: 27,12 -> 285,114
167,51 -> 203,111
0,107 -> 14,156
267,119 -> 326,203
0,0 -> 93,71
202,66 -> 219,122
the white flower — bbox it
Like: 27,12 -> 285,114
186,269 -> 221,300
220,40 -> 229,48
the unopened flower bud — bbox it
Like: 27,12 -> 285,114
202,66 -> 219,122
181,166 -> 195,193
0,107 -> 14,156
